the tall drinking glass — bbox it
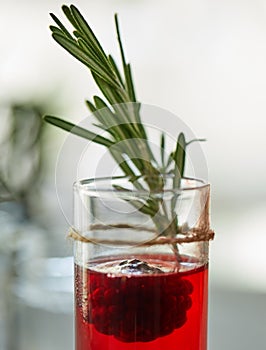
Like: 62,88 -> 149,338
72,176 -> 213,350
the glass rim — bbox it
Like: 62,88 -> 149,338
73,175 -> 210,197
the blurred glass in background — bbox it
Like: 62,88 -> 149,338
0,0 -> 266,349
0,102 -> 73,350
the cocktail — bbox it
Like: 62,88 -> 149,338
44,5 -> 214,349
72,176 -> 212,350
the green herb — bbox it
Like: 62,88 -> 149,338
44,4 -> 204,245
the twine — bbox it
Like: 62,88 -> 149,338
68,224 -> 214,246
69,181 -> 214,246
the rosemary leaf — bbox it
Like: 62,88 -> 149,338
160,132 -> 165,168
62,5 -> 77,28
77,37 -> 108,71
108,54 -> 125,87
52,33 -> 119,88
50,25 -> 65,36
186,138 -> 206,146
92,97 -> 128,141
125,63 -> 136,102
109,148 -> 141,180
50,13 -> 73,40
69,5 -> 110,67
44,115 -> 113,147
114,14 -> 136,102
114,14 -> 127,73
173,132 -> 186,188
85,100 -> 97,113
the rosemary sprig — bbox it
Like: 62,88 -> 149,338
44,4 -> 204,242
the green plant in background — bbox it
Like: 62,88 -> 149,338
0,103 -> 47,219
44,4 -> 205,250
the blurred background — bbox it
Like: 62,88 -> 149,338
0,0 -> 266,349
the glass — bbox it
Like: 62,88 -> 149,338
12,256 -> 74,350
0,210 -> 47,350
73,176 -> 212,350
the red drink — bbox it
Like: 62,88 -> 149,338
75,255 -> 208,350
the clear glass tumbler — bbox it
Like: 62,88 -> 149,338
72,176 -> 213,350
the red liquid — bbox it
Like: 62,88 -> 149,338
75,255 -> 208,350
